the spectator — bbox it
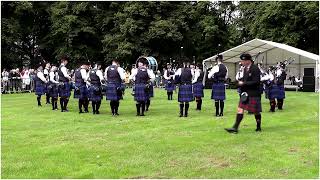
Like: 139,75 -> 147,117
155,70 -> 161,88
2,69 -> 9,93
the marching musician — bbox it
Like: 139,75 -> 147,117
49,65 -> 59,110
88,62 -> 105,114
58,56 -> 72,112
175,59 -> 194,117
44,62 -> 51,104
163,63 -> 175,100
275,62 -> 286,110
208,55 -> 228,117
192,63 -> 204,110
225,53 -> 262,133
34,63 -> 48,107
74,60 -> 90,113
129,57 -> 155,116
105,59 -> 125,116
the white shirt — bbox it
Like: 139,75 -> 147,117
163,69 -> 174,80
80,68 -> 88,81
44,68 -> 49,76
37,71 -> 47,82
192,69 -> 201,84
49,71 -> 59,84
60,64 -> 71,79
129,67 -> 155,82
104,64 -> 126,81
276,69 -> 283,77
208,62 -> 228,79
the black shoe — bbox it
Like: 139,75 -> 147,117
255,128 -> 262,132
219,113 -> 223,116
140,114 -> 145,116
224,128 -> 238,134
184,114 -> 188,117
215,113 -> 220,117
96,111 -> 100,114
179,114 -> 183,117
269,109 -> 275,112
146,109 -> 149,112
79,111 -> 83,114
38,104 -> 42,107
115,113 -> 119,116
84,110 -> 89,113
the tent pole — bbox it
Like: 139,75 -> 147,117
298,55 -> 301,77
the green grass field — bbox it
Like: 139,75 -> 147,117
1,89 -> 319,178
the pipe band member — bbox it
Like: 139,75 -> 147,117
175,59 -> 194,117
225,53 -> 262,133
35,64 -> 48,107
58,55 -> 72,112
49,66 -> 59,110
192,63 -> 205,111
74,60 -> 90,113
105,59 -> 126,116
164,63 -> 176,100
44,62 -> 51,104
129,57 -> 155,116
208,54 -> 228,117
88,62 -> 105,114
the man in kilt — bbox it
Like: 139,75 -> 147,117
275,63 -> 286,110
208,55 -> 228,117
192,63 -> 204,110
175,60 -> 194,117
48,66 -> 59,110
58,56 -> 72,112
163,63 -> 175,100
44,62 -> 51,104
105,59 -> 125,116
88,63 -> 105,114
34,64 -> 48,106
74,60 -> 90,113
225,53 -> 262,133
129,57 -> 155,116
263,67 -> 278,112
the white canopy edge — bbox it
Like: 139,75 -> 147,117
203,38 -> 319,63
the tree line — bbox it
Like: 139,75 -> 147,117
1,1 -> 319,69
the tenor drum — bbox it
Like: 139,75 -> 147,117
146,56 -> 158,72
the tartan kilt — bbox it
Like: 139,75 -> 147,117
178,84 -> 194,102
238,96 -> 262,113
58,82 -> 71,98
73,82 -> 88,99
268,84 -> 279,100
134,83 -> 149,102
106,83 -> 122,101
88,84 -> 102,101
277,84 -> 285,99
211,82 -> 226,100
165,80 -> 175,92
48,83 -> 59,98
149,83 -> 154,98
35,82 -> 46,95
193,82 -> 204,97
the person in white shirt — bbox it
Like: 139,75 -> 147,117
192,64 -> 205,110
163,63 -> 176,100
105,59 -> 126,116
208,55 -> 228,117
44,63 -> 51,104
48,66 -> 60,110
175,60 -> 194,117
88,62 -> 105,114
57,56 -> 72,112
129,57 -> 155,116
74,61 -> 90,113
35,64 -> 48,107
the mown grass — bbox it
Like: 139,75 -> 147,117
1,89 -> 319,178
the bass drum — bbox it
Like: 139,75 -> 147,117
146,56 -> 158,72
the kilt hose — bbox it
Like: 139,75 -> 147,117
178,84 -> 194,103
211,82 -> 226,100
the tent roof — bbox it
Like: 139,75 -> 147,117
203,38 -> 319,63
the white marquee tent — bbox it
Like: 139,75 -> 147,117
202,38 -> 320,92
